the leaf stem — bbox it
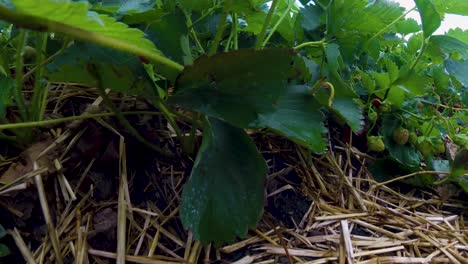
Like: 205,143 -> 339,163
0,5 -> 184,73
294,40 -> 325,50
408,39 -> 426,72
232,12 -> 238,50
262,0 -> 294,48
31,32 -> 48,121
208,6 -> 229,56
0,111 -> 163,130
13,30 -> 29,121
362,7 -> 416,54
88,64 -> 170,156
255,0 -> 280,49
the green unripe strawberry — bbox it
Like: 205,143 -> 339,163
433,140 -> 445,154
409,132 -> 417,145
392,127 -> 409,145
379,101 -> 392,113
23,46 -> 36,60
417,138 -> 432,157
368,136 -> 385,152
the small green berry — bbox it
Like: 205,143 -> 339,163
392,127 -> 409,145
368,136 -> 385,152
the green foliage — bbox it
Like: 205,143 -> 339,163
0,75 -> 14,118
11,0 -> 160,54
0,0 -> 467,246
46,43 -> 153,96
180,118 -> 266,246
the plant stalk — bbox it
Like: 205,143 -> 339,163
255,0 -> 280,49
13,30 -> 29,121
262,0 -> 294,48
208,6 -> 229,56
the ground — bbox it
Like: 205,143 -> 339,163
0,88 -> 467,264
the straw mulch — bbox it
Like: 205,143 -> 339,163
0,88 -> 467,264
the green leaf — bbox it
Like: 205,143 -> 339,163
445,59 -> 468,87
170,49 -> 327,151
381,116 -> 421,167
115,0 -> 156,15
169,49 -> 295,128
180,118 -> 267,246
395,18 -> 420,35
414,0 -> 441,38
430,35 -> 468,59
46,43 -> 153,96
297,3 -> 322,32
447,28 -> 468,44
448,149 -> 468,193
0,75 -> 14,118
144,8 -> 192,65
178,0 -> 213,12
10,0 -> 160,55
328,0 -> 403,36
331,98 -> 364,133
0,244 -> 9,258
433,0 -> 468,16
253,85 -> 327,153
325,43 -> 343,73
394,72 -> 426,95
369,158 -> 435,187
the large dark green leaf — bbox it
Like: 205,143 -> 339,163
170,49 -> 327,152
169,49 -> 295,128
252,85 -> 327,153
46,43 -> 154,96
414,0 -> 441,38
180,118 -> 267,246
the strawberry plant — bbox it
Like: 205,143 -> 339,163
0,0 -> 467,246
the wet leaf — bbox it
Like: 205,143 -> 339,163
180,118 -> 267,246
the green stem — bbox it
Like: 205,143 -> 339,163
182,7 -> 206,53
409,39 -> 426,72
0,111 -> 164,130
294,40 -> 325,50
23,38 -> 70,81
189,2 -> 223,29
208,7 -> 229,56
0,5 -> 184,73
88,64 -> 170,156
255,0 -> 280,49
14,30 -> 29,121
39,82 -> 51,120
262,0 -> 294,48
31,33 -> 48,121
361,7 -> 416,55
232,12 -> 238,50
